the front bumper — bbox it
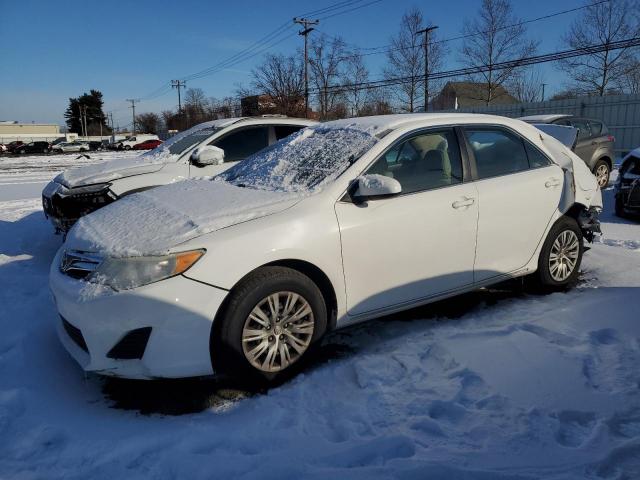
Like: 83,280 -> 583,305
616,182 -> 640,212
42,181 -> 117,233
50,250 -> 228,379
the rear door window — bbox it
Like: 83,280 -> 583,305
589,121 -> 603,136
465,128 -> 530,179
571,119 -> 591,140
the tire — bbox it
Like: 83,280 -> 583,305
124,145 -> 131,150
593,159 -> 610,188
212,266 -> 327,383
18,149 -> 25,154
535,216 -> 584,290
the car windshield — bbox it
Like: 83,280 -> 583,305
144,126 -> 220,157
220,126 -> 377,192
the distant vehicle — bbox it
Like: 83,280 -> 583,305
615,147 -> 640,218
42,116 -> 316,232
6,141 -> 25,153
115,134 -> 160,150
50,114 -> 603,382
133,139 -> 163,150
15,141 -> 51,154
519,114 -> 615,188
51,142 -> 89,153
87,141 -> 104,151
0,144 -> 7,153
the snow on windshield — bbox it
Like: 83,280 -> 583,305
220,126 -> 377,192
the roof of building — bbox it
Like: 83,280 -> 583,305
438,81 -> 518,107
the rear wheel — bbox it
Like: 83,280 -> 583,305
124,145 -> 131,150
593,160 -> 610,188
536,216 -> 583,290
212,266 -> 327,383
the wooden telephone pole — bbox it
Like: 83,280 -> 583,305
293,17 -> 319,118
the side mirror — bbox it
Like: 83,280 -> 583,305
191,145 -> 225,166
352,174 -> 401,202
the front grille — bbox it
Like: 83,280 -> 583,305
61,316 -> 88,352
107,327 -> 152,360
60,250 -> 102,280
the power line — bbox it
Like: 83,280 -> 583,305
320,0 -> 611,59
316,37 -> 640,95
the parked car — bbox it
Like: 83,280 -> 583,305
519,114 -> 615,188
114,134 -> 160,150
614,147 -> 640,218
87,141 -> 104,151
133,139 -> 163,150
6,141 -> 25,153
51,142 -> 90,154
42,116 -> 316,233
14,141 -> 51,154
50,114 -> 602,382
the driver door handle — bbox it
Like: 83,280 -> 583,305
452,197 -> 475,209
545,177 -> 561,188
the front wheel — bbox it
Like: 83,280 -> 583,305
124,145 -> 131,150
535,216 -> 584,290
212,266 -> 327,383
593,160 -> 610,188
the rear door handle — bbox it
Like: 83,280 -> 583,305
452,197 -> 475,209
545,178 -> 561,188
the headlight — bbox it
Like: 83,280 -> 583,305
90,249 -> 204,291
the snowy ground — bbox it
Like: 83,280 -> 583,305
1,154 -> 639,479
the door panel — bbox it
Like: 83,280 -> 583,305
473,165 -> 563,280
336,182 -> 479,316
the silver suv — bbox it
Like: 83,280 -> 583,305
519,114 -> 614,187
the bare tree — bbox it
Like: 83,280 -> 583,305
309,34 -> 348,119
250,53 -> 305,116
360,87 -> 394,115
183,88 -> 208,127
508,67 -> 545,102
384,8 -> 425,112
620,58 -> 640,94
135,112 -> 162,134
341,51 -> 370,116
460,0 -> 538,105
559,0 -> 640,96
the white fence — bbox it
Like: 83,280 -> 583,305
443,93 -> 640,156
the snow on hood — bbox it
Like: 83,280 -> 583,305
66,179 -> 301,257
55,150 -> 173,188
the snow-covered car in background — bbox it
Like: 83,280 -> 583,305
42,116 -> 317,233
615,147 -> 640,218
50,114 -> 602,382
51,142 -> 90,154
113,134 -> 160,150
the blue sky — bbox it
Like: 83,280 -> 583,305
0,0 -> 586,126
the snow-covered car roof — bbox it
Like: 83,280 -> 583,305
518,114 -> 572,123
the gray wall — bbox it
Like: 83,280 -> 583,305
442,93 -> 640,157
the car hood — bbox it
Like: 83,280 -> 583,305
65,179 -> 302,257
54,152 -> 173,188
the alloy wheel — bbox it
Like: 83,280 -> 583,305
549,230 -> 580,282
595,164 -> 609,187
241,291 -> 314,373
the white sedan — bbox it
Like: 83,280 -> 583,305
50,114 -> 602,382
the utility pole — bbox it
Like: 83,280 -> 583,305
541,83 -> 547,102
171,80 -> 186,114
83,105 -> 89,138
126,99 -> 140,135
416,25 -> 438,112
294,17 -> 319,118
78,105 -> 84,137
